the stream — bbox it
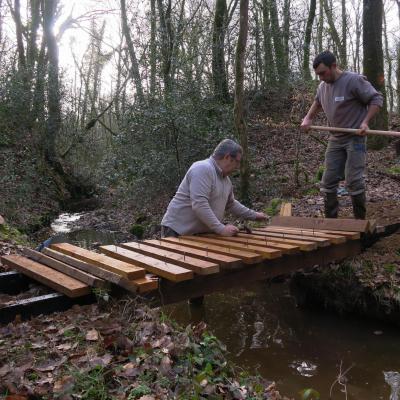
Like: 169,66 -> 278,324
49,212 -> 400,399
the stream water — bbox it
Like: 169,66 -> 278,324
49,212 -> 400,400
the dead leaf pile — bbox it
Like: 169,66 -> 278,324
0,298 -> 290,399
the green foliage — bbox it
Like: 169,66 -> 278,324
387,165 -> 400,175
299,388 -> 320,400
130,224 -> 145,239
70,366 -> 109,400
314,165 -> 324,182
105,89 -> 233,206
0,223 -> 29,245
384,264 -> 398,274
128,384 -> 152,399
305,187 -> 319,196
264,198 -> 282,216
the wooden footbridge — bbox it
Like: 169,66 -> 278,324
0,216 -> 383,323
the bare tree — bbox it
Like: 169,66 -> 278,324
363,0 -> 388,145
234,0 -> 249,201
303,0 -> 317,80
120,0 -> 144,102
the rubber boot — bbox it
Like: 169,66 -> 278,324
351,192 -> 366,220
324,192 -> 339,218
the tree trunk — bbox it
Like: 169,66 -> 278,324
341,0 -> 347,69
43,0 -> 61,167
262,0 -> 276,86
302,0 -> 316,81
322,0 -> 346,68
269,0 -> 286,84
363,0 -> 388,148
383,9 -> 393,116
149,0 -> 157,96
212,0 -> 229,101
234,0 -> 249,203
157,0 -> 174,95
317,0 -> 324,53
120,0 -> 144,102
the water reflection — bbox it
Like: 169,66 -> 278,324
163,282 -> 400,399
384,371 -> 400,400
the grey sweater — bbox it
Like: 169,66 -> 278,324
161,157 -> 258,235
315,71 -> 383,139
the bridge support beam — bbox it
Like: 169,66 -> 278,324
152,240 -> 362,305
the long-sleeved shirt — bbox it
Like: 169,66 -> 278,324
315,71 -> 383,139
161,157 -> 258,235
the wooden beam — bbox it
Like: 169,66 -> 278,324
42,248 -> 157,294
270,216 -> 370,233
50,243 -> 145,280
1,255 -> 91,298
280,202 -> 292,216
253,226 -> 348,243
203,234 -> 300,254
245,230 -> 332,246
119,242 -> 219,275
236,233 -> 317,251
100,246 -> 194,282
162,237 -> 263,264
23,248 -> 108,288
181,236 -> 282,259
143,239 -> 242,269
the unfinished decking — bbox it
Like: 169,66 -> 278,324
0,216 -> 371,320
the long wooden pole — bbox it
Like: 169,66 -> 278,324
309,125 -> 400,138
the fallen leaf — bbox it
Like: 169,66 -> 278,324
86,329 -> 99,341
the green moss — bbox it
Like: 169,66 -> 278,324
0,223 -> 29,245
264,198 -> 282,217
130,224 -> 145,239
386,165 -> 400,175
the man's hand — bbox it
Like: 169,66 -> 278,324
357,122 -> 369,136
220,224 -> 239,237
300,116 -> 313,132
254,212 -> 267,221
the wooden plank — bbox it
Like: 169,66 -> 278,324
162,237 -> 262,264
280,202 -> 292,216
50,243 -> 145,280
119,242 -> 219,275
1,255 -> 90,298
253,226 -> 347,243
100,246 -> 194,282
255,225 -> 358,239
245,230 -> 331,247
42,248 -> 157,294
270,216 -> 370,233
143,239 -> 242,269
236,233 -> 317,251
181,236 -> 282,259
203,234 -> 300,254
23,248 -> 108,288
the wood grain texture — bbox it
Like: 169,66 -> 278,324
1,255 -> 90,298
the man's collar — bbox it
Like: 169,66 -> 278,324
210,156 -> 224,177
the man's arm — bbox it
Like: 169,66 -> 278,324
358,104 -> 380,135
301,100 -> 323,131
226,190 -> 267,221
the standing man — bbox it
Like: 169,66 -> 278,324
161,139 -> 267,237
301,51 -> 383,219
